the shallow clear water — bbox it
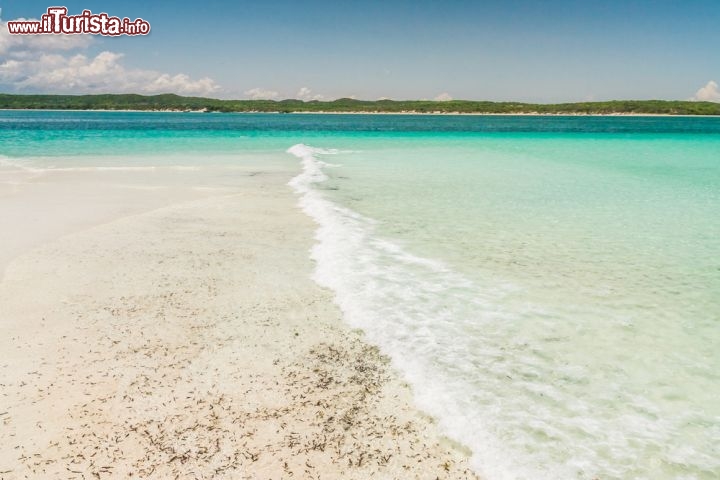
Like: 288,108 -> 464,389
2,111 -> 719,479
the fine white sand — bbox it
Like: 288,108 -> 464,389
0,164 -> 477,479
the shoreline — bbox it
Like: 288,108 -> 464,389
0,166 -> 478,479
2,108 -> 720,117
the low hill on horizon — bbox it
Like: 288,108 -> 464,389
1,93 -> 719,115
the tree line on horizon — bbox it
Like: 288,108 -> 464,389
1,93 -> 719,115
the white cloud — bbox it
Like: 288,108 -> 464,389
244,87 -> 280,100
297,87 -> 312,99
296,86 -> 325,101
691,81 -> 720,102
146,73 -> 219,96
434,92 -> 453,101
0,17 -> 93,55
1,50 -> 220,96
0,16 -> 220,96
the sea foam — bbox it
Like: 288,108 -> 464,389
288,144 -> 546,479
286,143 -> 720,480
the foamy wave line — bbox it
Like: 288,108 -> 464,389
286,143 -> 544,480
285,143 -> 710,480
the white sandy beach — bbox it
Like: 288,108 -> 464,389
0,163 -> 478,479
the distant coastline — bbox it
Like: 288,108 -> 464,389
4,109 -> 719,117
1,93 -> 719,115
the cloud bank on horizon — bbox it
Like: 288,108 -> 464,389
0,16 -> 220,97
692,81 -> 720,103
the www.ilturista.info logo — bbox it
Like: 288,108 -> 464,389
6,7 -> 151,36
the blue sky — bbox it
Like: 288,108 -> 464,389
0,0 -> 719,101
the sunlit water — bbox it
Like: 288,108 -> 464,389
2,111 -> 719,479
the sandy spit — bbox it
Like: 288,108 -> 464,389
0,171 -> 478,479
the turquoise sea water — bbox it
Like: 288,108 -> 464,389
2,111 -> 719,479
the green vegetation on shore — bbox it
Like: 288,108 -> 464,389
1,93 -> 719,115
